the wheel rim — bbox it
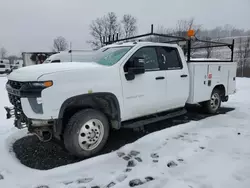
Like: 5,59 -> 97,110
210,93 -> 220,109
78,119 -> 104,151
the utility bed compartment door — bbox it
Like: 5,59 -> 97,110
227,63 -> 237,95
187,62 -> 236,104
187,63 -> 211,104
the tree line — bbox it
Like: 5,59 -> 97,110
1,12 -> 249,76
0,36 -> 69,62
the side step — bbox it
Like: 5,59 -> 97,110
122,108 -> 187,129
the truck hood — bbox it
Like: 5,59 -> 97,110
7,62 -> 102,81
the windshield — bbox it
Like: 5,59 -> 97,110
81,46 -> 132,66
43,46 -> 132,65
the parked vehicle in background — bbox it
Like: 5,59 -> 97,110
22,50 -> 94,66
10,59 -> 23,70
4,25 -> 237,159
22,52 -> 56,66
0,59 -> 11,74
44,50 -> 94,63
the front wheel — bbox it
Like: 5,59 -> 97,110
64,109 -> 110,158
201,89 -> 222,114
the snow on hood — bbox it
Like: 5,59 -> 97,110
7,62 -> 102,82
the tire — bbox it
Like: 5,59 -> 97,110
202,89 -> 222,114
64,108 -> 110,158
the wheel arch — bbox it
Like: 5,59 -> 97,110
213,84 -> 226,96
54,92 -> 121,139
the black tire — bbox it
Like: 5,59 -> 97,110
64,108 -> 110,158
202,89 -> 222,114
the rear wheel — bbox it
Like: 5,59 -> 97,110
64,109 -> 110,158
202,89 -> 221,114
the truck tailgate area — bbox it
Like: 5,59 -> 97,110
187,62 -> 237,104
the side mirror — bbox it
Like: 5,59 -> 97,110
125,57 -> 145,81
128,57 -> 145,75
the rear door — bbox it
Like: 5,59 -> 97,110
157,46 -> 189,109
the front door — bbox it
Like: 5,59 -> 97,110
120,46 -> 168,121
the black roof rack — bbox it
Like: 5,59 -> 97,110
101,24 -> 235,62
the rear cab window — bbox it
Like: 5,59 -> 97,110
157,47 -> 183,70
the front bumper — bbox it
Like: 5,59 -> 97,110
4,106 -> 28,129
4,105 -> 56,129
5,80 -> 45,129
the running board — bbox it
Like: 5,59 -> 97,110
122,108 -> 187,129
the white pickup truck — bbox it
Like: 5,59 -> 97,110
5,32 -> 237,158
43,50 -> 94,63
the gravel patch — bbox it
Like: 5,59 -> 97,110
12,136 -> 80,170
12,106 -> 233,170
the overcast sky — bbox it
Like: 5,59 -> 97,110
0,0 -> 249,55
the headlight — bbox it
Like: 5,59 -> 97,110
25,81 -> 53,89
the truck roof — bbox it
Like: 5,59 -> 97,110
104,41 -> 179,48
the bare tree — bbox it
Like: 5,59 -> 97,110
53,36 -> 68,52
121,14 -> 137,38
174,18 -> 201,37
0,47 -> 7,59
105,12 -> 121,37
88,12 -> 132,48
238,36 -> 250,77
174,19 -> 202,56
89,18 -> 106,47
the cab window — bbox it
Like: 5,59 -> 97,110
158,47 -> 183,70
124,46 -> 161,72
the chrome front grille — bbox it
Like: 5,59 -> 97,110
8,93 -> 22,110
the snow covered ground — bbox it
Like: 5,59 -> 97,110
0,76 -> 250,188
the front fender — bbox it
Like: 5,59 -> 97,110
54,92 -> 121,138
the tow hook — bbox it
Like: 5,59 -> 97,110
33,128 -> 52,142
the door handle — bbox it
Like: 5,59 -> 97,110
180,74 -> 188,78
155,76 -> 165,80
